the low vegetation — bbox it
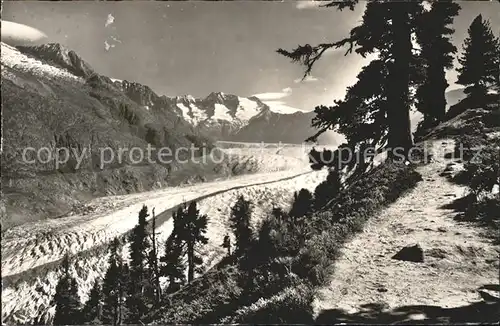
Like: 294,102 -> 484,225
143,162 -> 421,324
452,134 -> 500,230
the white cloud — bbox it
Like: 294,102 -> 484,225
252,92 -> 290,101
294,75 -> 319,83
110,35 -> 122,43
253,87 -> 293,101
105,14 -> 115,28
264,100 -> 305,114
1,20 -> 47,46
104,41 -> 115,51
296,1 -> 322,10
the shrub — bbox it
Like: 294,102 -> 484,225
454,133 -> 490,161
221,282 -> 315,324
454,137 -> 500,198
313,169 -> 343,210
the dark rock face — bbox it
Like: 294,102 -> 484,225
391,244 -> 425,263
17,43 -> 95,78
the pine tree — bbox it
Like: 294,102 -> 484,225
289,188 -> 314,222
222,234 -> 231,256
52,253 -> 82,325
229,195 -> 253,255
81,280 -> 102,324
101,238 -> 126,326
415,0 -> 460,130
147,207 -> 161,306
184,201 -> 209,283
160,238 -> 186,293
160,205 -> 187,293
278,1 -> 427,162
314,169 -> 343,210
126,205 -> 152,324
457,14 -> 500,104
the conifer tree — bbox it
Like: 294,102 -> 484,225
81,280 -> 102,324
278,1 -> 427,162
415,0 -> 460,130
160,205 -> 187,292
147,208 -> 161,306
314,169 -> 343,210
101,238 -> 127,325
229,195 -> 253,255
222,234 -> 231,256
160,238 -> 186,293
52,253 -> 82,325
456,14 -> 500,104
126,205 -> 152,324
289,188 -> 314,222
184,201 -> 209,283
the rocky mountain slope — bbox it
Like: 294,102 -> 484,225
0,43 -> 240,229
111,79 -> 339,144
233,106 -> 332,144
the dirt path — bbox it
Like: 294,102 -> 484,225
313,139 -> 499,322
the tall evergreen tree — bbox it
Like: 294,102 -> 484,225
52,253 -> 82,325
456,14 -> 500,104
126,205 -> 152,324
81,280 -> 102,324
278,1 -> 426,163
147,207 -> 161,306
160,204 -> 187,293
415,0 -> 460,130
222,234 -> 231,256
314,169 -> 343,210
289,188 -> 314,221
229,195 -> 253,255
101,238 -> 127,326
184,201 -> 209,283
160,237 -> 186,293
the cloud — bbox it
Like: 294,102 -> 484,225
105,13 -> 115,28
1,20 -> 47,46
296,1 -> 322,10
264,100 -> 305,114
294,75 -> 319,83
110,35 -> 122,43
253,87 -> 292,101
104,40 -> 115,51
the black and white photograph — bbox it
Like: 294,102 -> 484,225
1,0 -> 499,324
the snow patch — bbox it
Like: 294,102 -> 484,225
176,103 -> 192,123
236,97 -> 263,121
0,42 -> 83,83
212,103 -> 233,121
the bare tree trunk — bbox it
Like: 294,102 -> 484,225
187,241 -> 194,283
387,3 -> 414,160
151,208 -> 161,305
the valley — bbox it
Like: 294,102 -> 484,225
1,143 -> 329,325
2,2 -> 499,325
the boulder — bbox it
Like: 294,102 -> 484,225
391,244 -> 424,263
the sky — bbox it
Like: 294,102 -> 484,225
2,1 -> 499,113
